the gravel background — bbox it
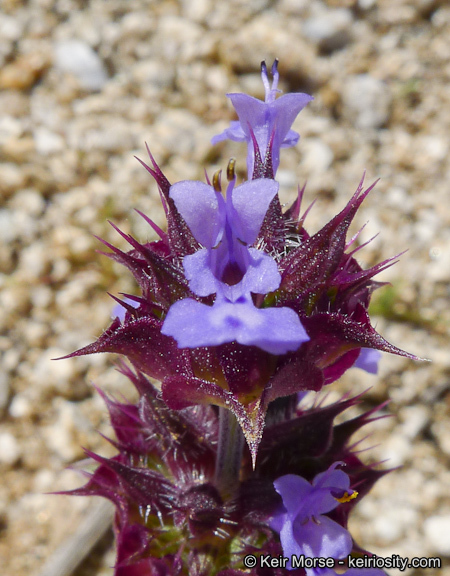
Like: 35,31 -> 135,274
1,1 -> 449,575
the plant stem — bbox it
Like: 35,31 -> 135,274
215,407 -> 244,497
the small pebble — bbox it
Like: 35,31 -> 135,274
424,515 -> 450,555
54,40 -> 108,91
302,9 -> 353,52
9,394 -> 32,419
0,432 -> 21,465
342,75 -> 392,129
0,372 -> 10,413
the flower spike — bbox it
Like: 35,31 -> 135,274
62,60 -> 420,576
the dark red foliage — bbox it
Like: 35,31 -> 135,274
65,365 -> 388,575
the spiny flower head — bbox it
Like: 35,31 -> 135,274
66,62 -> 415,463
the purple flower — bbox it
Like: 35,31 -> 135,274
271,463 -> 356,570
353,348 -> 382,374
212,60 -> 313,178
161,175 -> 309,354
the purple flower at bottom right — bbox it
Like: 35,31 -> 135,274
271,463 -> 355,570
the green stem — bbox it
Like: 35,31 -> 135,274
215,407 -> 244,497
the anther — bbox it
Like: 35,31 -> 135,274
227,158 -> 236,182
213,169 -> 222,192
335,490 -> 359,504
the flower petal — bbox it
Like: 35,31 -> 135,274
161,298 -> 234,348
353,348 -> 382,374
161,295 -> 308,354
230,179 -> 279,245
271,93 -> 313,144
169,181 -> 225,248
273,474 -> 313,520
183,249 -> 218,296
241,248 -> 281,294
292,515 -> 352,559
279,518 -> 305,568
227,93 -> 272,176
281,128 -> 300,148
211,120 -> 246,144
238,305 -> 308,354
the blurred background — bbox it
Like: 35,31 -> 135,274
0,0 -> 449,574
